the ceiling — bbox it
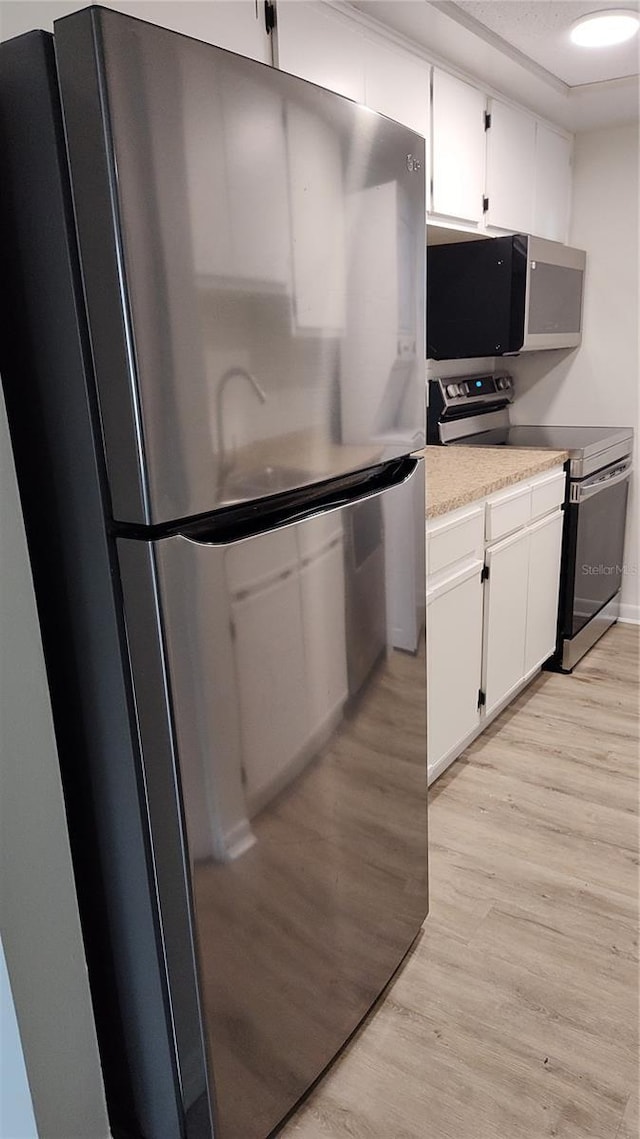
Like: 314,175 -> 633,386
446,0 -> 640,86
349,0 -> 640,129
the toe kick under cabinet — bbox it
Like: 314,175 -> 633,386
426,466 -> 565,785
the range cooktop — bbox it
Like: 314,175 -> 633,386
451,424 -> 633,458
428,376 -> 634,478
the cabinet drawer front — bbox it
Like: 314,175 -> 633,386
485,483 -> 531,542
530,468 -> 566,521
428,505 -> 484,575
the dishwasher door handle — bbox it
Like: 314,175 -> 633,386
570,460 -> 633,503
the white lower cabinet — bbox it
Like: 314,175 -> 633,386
427,559 -> 483,782
524,510 -> 564,674
427,465 -> 566,783
482,526 -> 530,716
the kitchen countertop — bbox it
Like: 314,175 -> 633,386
418,445 -> 569,519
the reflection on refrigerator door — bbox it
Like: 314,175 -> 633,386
117,466 -> 427,1139
71,8 -> 425,525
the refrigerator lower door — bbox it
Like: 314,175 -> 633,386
117,460 -> 428,1139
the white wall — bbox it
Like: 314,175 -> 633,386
509,122 -> 639,622
0,391 -> 111,1138
1,939 -> 38,1139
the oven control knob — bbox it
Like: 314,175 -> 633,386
459,383 -> 469,396
446,384 -> 459,398
497,377 -> 506,390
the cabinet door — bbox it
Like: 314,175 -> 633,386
533,123 -> 572,243
482,527 -> 530,715
525,510 -> 563,674
364,38 -> 430,210
427,559 -> 484,778
275,1 -> 366,102
1,1 -> 272,63
431,69 -> 486,224
485,98 -> 536,233
364,38 -> 429,136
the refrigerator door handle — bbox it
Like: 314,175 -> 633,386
176,456 -> 422,547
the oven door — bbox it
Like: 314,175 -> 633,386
522,237 -> 586,352
561,458 -> 632,636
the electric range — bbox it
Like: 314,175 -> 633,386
427,374 -> 634,669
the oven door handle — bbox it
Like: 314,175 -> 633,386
571,460 -> 633,503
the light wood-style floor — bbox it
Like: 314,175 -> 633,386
279,624 -> 639,1139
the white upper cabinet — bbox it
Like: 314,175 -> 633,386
363,36 -> 429,137
0,1 -> 272,62
275,2 -> 366,102
485,98 -> 536,234
276,3 -> 573,243
533,123 -> 572,243
431,69 -> 486,225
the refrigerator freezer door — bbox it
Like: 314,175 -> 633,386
54,7 -> 426,526
117,459 -> 428,1139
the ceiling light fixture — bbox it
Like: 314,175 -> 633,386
570,9 -> 640,47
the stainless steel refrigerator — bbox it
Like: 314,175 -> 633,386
0,8 -> 428,1139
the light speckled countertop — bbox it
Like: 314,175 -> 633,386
417,446 -> 569,519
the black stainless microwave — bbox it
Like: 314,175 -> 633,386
427,234 -> 586,359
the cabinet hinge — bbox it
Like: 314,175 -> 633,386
484,111 -> 491,130
482,196 -> 489,213
264,0 -> 276,33
481,563 -> 489,582
478,689 -> 486,709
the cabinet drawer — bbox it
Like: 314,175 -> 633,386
530,468 -> 566,521
427,504 -> 484,575
485,483 -> 531,542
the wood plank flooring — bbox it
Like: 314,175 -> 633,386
278,624 -> 639,1139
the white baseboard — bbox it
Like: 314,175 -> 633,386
618,602 -> 640,625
